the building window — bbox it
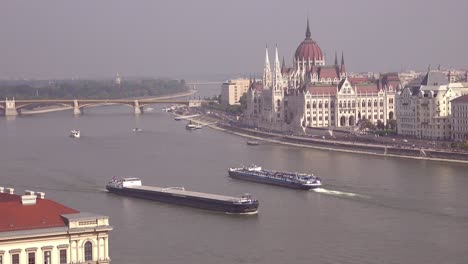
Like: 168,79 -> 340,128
374,100 -> 377,107
84,242 -> 93,261
306,102 -> 310,109
380,100 -> 384,107
44,251 -> 51,264
28,252 -> 35,264
368,100 -> 371,107
312,102 -> 316,108
319,102 -> 322,108
325,102 -> 328,108
59,250 -> 67,264
0,255 -> 2,264
362,101 -> 365,107
12,254 -> 19,264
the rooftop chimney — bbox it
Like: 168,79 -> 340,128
21,194 -> 37,205
0,186 -> 4,193
36,192 -> 45,199
5,188 -> 14,194
24,190 -> 35,196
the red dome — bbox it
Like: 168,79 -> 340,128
295,38 -> 323,61
294,19 -> 323,61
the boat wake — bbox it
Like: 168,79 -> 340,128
313,188 -> 366,198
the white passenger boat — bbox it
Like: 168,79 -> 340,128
70,130 -> 80,138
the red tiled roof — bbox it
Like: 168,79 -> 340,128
356,85 -> 379,93
295,38 -> 323,61
0,193 -> 79,232
318,67 -> 339,79
349,77 -> 369,85
306,85 -> 337,95
451,94 -> 468,103
385,80 -> 400,89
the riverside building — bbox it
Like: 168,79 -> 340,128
243,20 -> 400,132
0,187 -> 112,264
220,78 -> 250,105
451,94 -> 468,141
396,70 -> 468,140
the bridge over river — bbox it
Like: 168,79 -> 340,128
0,98 -> 203,116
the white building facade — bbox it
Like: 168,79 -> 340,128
451,94 -> 468,141
0,188 -> 112,264
396,71 -> 468,140
220,78 -> 250,105
243,20 -> 399,132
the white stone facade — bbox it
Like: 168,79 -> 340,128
220,78 -> 250,105
451,95 -> 468,141
242,21 -> 398,132
396,71 -> 468,140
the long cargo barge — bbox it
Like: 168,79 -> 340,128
228,165 -> 322,190
106,178 -> 259,214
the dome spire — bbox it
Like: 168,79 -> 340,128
306,18 -> 311,39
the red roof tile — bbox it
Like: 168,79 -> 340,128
306,85 -> 337,95
349,77 -> 369,85
0,193 -> 79,232
356,85 -> 379,93
451,94 -> 468,103
318,67 -> 339,79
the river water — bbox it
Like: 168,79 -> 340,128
1,88 -> 468,263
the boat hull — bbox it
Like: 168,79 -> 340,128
106,186 -> 258,214
228,170 -> 319,190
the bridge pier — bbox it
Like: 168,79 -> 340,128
134,100 -> 143,114
5,98 -> 18,116
73,100 -> 82,115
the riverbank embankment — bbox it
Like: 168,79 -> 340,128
189,114 -> 468,164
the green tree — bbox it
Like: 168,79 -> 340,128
238,93 -> 247,110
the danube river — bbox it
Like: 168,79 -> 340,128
1,103 -> 468,263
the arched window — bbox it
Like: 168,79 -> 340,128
374,100 -> 377,107
325,101 -> 329,108
330,101 -> 335,108
312,102 -> 316,108
319,101 -> 322,108
276,99 -> 281,107
84,241 -> 93,261
352,101 -> 356,108
339,101 -> 343,108
380,99 -> 384,107
368,100 -> 372,107
362,100 -> 365,107
306,102 -> 310,109
347,101 -> 351,108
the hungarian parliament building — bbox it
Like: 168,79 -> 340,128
242,20 -> 401,132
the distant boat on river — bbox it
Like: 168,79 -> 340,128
70,130 -> 80,138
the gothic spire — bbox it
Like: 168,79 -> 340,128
306,18 -> 311,39
340,51 -> 346,74
273,46 -> 282,91
263,46 -> 272,88
334,51 -> 338,65
282,56 -> 286,70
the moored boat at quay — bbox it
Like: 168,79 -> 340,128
228,165 -> 322,190
106,177 -> 259,214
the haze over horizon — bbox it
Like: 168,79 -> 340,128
1,0 -> 467,80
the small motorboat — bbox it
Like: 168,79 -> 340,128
246,141 -> 259,146
186,122 -> 202,130
132,128 -> 143,132
70,130 -> 80,138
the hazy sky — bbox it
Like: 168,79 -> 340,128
0,0 -> 467,79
